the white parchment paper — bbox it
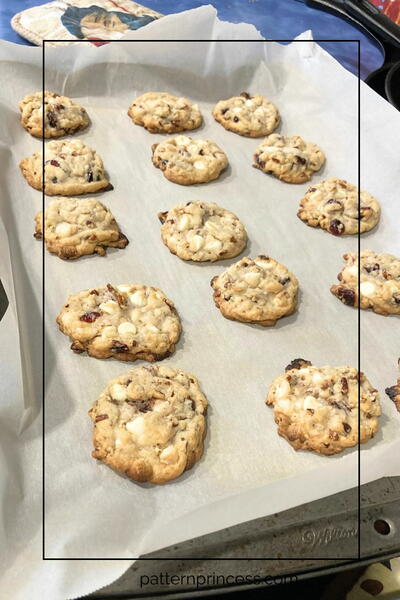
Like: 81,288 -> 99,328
1,6 -> 399,599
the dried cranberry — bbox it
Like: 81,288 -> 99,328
86,170 -> 94,183
233,116 -> 239,122
360,580 -> 383,596
393,294 -> 400,304
280,277 -> 290,285
341,377 -> 349,393
221,108 -> 228,115
364,263 -> 379,273
80,311 -> 101,323
50,160 -> 60,167
47,111 -> 57,128
329,219 -> 345,235
110,340 -> 129,353
240,92 -> 251,99
285,358 -> 312,372
343,422 -> 352,434
338,287 -> 355,306
296,156 -> 306,165
51,177 -> 57,183
55,104 -> 64,111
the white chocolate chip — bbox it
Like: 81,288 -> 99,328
55,222 -> 74,237
175,135 -> 190,146
160,445 -> 178,464
275,379 -> 290,399
178,215 -> 191,231
190,234 -> 204,252
99,300 -> 119,314
194,160 -> 206,170
111,383 -> 127,401
360,281 -> 376,297
245,100 -> 254,107
118,322 -> 137,335
129,291 -> 146,307
117,284 -> 132,293
244,271 -> 261,287
347,265 -> 358,277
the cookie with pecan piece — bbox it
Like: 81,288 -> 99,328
210,255 -> 299,326
158,200 -> 247,262
35,197 -> 128,259
297,178 -> 380,235
331,250 -> 400,315
152,136 -> 228,185
57,284 -> 181,361
128,92 -> 202,134
266,362 -> 381,455
19,91 -> 90,138
213,92 -> 279,137
89,365 -> 207,483
253,133 -> 325,184
20,139 -> 109,196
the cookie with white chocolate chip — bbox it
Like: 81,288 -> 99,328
297,178 -> 380,236
253,133 -> 325,184
151,136 -> 228,185
213,92 -> 279,137
19,91 -> 90,138
266,360 -> 381,455
210,255 -> 299,326
158,200 -> 247,262
331,250 -> 400,315
89,365 -> 208,484
34,197 -> 128,260
128,92 -> 202,134
56,283 -> 181,361
19,139 -> 110,196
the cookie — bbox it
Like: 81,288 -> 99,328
386,378 -> 400,412
56,283 -> 181,361
19,91 -> 90,138
297,178 -> 380,236
19,139 -> 110,196
88,365 -> 207,484
210,255 -> 298,326
158,200 -> 247,262
266,360 -> 381,455
331,250 -> 400,315
128,92 -> 202,134
151,136 -> 228,185
34,197 -> 128,259
212,92 -> 279,137
253,133 -> 325,184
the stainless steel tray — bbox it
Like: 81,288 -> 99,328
89,477 -> 400,598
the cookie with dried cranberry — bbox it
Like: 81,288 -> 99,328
56,283 -> 181,361
266,361 -> 381,455
158,200 -> 247,262
212,92 -> 279,137
210,255 -> 299,326
19,91 -> 90,138
386,378 -> 400,412
35,197 -> 128,260
151,135 -> 228,185
19,139 -> 109,196
331,250 -> 400,315
128,92 -> 202,134
253,133 -> 325,184
297,178 -> 380,236
89,364 -> 207,484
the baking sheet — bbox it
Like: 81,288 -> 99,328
1,7 -> 400,598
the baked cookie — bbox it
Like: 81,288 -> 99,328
19,139 -> 109,196
151,136 -> 228,185
210,255 -> 298,326
331,250 -> 400,315
266,360 -> 381,455
19,91 -> 90,138
386,378 -> 400,412
253,133 -> 325,184
89,364 -> 208,484
128,92 -> 202,134
34,197 -> 128,259
158,200 -> 247,262
212,92 -> 279,137
297,178 -> 380,236
56,283 -> 181,361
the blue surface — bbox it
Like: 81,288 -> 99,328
0,0 -> 384,78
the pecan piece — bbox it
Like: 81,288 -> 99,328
95,414 -> 108,422
106,283 -> 127,308
110,340 -> 129,353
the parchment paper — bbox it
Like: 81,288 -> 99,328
1,6 -> 400,599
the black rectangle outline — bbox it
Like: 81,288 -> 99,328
42,38 -> 361,562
